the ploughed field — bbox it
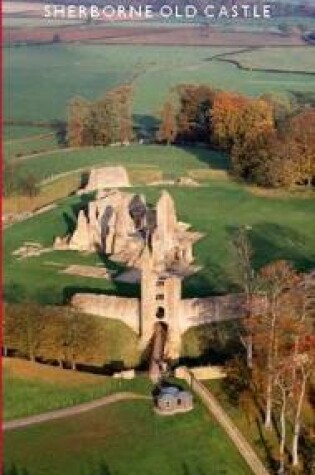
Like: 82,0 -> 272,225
4,146 -> 315,304
5,44 -> 315,127
4,396 -> 252,475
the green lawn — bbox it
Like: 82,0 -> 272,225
5,44 -> 315,127
4,398 -> 252,475
15,145 -> 228,183
3,358 -> 150,421
4,149 -> 315,303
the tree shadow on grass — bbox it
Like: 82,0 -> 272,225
226,222 -> 315,274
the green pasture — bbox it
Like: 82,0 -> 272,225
226,46 -> 315,73
5,44 -> 315,127
4,398 -> 252,475
4,146 -> 315,303
4,134 -> 61,161
15,145 -> 228,183
3,125 -> 54,141
3,359 -> 149,421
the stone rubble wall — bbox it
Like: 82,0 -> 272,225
71,294 -> 140,334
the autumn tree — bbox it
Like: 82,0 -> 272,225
176,84 -> 215,142
3,303 -> 24,356
212,91 -> 274,151
63,310 -> 102,370
67,96 -> 92,147
231,129 -> 299,188
39,307 -> 68,367
288,108 -> 315,188
156,100 -> 177,145
255,261 -> 299,428
111,84 -> 134,144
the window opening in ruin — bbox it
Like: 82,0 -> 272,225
156,294 -> 164,301
156,306 -> 165,319
156,280 -> 165,287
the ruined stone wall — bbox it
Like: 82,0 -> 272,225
179,294 -> 247,333
71,294 -> 140,334
71,292 -> 251,339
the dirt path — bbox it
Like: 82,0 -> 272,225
3,392 -> 149,431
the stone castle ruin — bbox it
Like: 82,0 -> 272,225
54,179 -> 253,379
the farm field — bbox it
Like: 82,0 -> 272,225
5,44 -> 315,126
4,146 -> 315,303
224,46 -> 315,73
4,397 -> 252,475
4,133 -> 61,160
3,125 -> 53,140
3,358 -> 149,421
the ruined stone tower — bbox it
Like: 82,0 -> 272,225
140,247 -> 182,360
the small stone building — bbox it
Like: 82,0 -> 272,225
155,386 -> 193,415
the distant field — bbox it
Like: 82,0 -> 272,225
5,44 -> 315,127
4,397 -> 252,475
225,46 -> 315,73
3,357 -> 148,421
4,133 -> 61,160
4,125 -> 53,140
4,147 -> 315,303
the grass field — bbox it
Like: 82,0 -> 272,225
224,46 -> 315,73
3,173 -> 81,215
4,146 -> 315,303
4,397 -> 252,475
3,358 -> 150,421
14,145 -> 228,183
5,44 -> 315,127
4,133 -> 61,160
3,125 -> 54,140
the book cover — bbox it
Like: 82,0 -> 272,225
3,1 -> 315,474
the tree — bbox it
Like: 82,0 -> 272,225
212,91 -> 274,151
288,108 -> 315,188
176,84 -> 215,143
274,360 -> 293,474
290,338 -> 315,467
63,310 -> 102,370
112,84 -> 134,144
67,96 -> 92,147
257,261 -> 299,428
3,303 -> 23,356
156,101 -> 177,145
39,307 -> 68,367
232,226 -> 258,368
231,130 -> 300,188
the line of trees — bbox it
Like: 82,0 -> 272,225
67,85 -> 133,147
3,303 -> 139,370
231,227 -> 315,473
156,85 -> 315,189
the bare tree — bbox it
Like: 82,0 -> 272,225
232,225 -> 258,368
